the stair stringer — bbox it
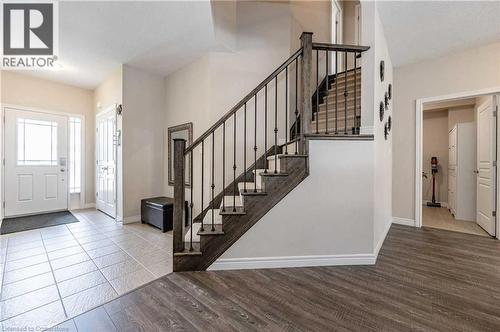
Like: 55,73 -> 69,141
173,156 -> 308,271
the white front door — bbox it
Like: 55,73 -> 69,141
4,108 -> 68,217
96,108 -> 116,218
476,99 -> 496,236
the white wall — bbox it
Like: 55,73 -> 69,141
210,139 -> 375,270
422,110 -> 449,203
1,71 -> 95,207
122,65 -> 165,222
372,2 -> 393,250
94,67 -> 123,218
393,42 -> 500,221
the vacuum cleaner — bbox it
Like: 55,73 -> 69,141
427,156 -> 441,208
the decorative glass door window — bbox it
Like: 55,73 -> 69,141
69,117 -> 82,193
17,118 -> 58,166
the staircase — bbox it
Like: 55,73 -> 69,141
312,68 -> 362,134
172,33 -> 369,271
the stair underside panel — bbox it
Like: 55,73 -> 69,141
173,157 -> 308,271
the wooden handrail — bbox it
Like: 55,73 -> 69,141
312,43 -> 370,53
184,47 -> 303,155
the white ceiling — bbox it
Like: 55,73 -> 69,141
20,1 -> 217,89
377,1 -> 500,68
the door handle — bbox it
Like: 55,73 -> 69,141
473,170 -> 479,174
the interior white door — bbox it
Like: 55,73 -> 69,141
96,108 -> 116,218
4,108 -> 68,217
330,1 -> 342,73
476,99 -> 496,236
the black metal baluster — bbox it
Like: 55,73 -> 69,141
200,141 -> 204,232
315,50 -> 319,134
285,67 -> 288,154
325,51 -> 329,134
211,132 -> 215,231
222,122 -> 226,212
335,51 -> 338,134
233,112 -> 237,212
354,52 -> 357,134
254,94 -> 258,192
344,51 -> 348,134
244,103 -> 247,192
274,76 -> 278,174
189,150 -> 193,251
264,85 -> 268,172
294,58 -> 298,154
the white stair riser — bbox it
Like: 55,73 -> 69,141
220,195 -> 243,209
202,209 -> 222,225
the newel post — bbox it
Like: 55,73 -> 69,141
299,32 -> 313,154
173,139 -> 186,253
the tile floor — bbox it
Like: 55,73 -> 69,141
422,206 -> 490,237
0,209 -> 172,331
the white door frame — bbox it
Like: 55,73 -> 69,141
331,0 -> 342,44
1,104 -> 86,218
415,87 -> 500,239
95,104 -> 118,220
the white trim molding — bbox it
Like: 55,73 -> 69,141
208,253 -> 377,271
374,218 -> 393,257
392,217 -> 416,227
123,215 -> 141,224
415,86 -> 500,229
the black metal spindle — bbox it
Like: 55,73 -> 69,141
285,67 -> 288,154
274,76 -> 278,174
335,51 -> 338,134
211,132 -> 215,231
264,85 -> 268,172
200,141 -> 204,232
354,52 -> 357,134
233,112 -> 237,212
189,150 -> 193,251
325,51 -> 329,134
294,57 -> 298,154
244,103 -> 247,192
222,122 -> 226,212
344,51 -> 348,134
315,50 -> 319,134
254,94 -> 258,192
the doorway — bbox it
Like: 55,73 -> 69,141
95,106 -> 118,218
416,91 -> 500,238
3,107 -> 72,217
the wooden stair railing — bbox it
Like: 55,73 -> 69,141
172,32 -> 370,271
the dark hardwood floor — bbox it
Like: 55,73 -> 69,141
52,224 -> 500,331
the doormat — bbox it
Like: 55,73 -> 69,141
0,211 -> 79,235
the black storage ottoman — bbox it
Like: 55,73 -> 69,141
141,197 -> 173,232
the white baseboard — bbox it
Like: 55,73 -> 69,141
360,126 -> 374,135
392,217 -> 416,227
208,253 -> 376,271
374,218 -> 392,257
123,215 -> 141,224
423,200 -> 448,208
83,203 -> 96,209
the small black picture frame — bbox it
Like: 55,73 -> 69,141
380,60 -> 385,82
379,101 -> 385,122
